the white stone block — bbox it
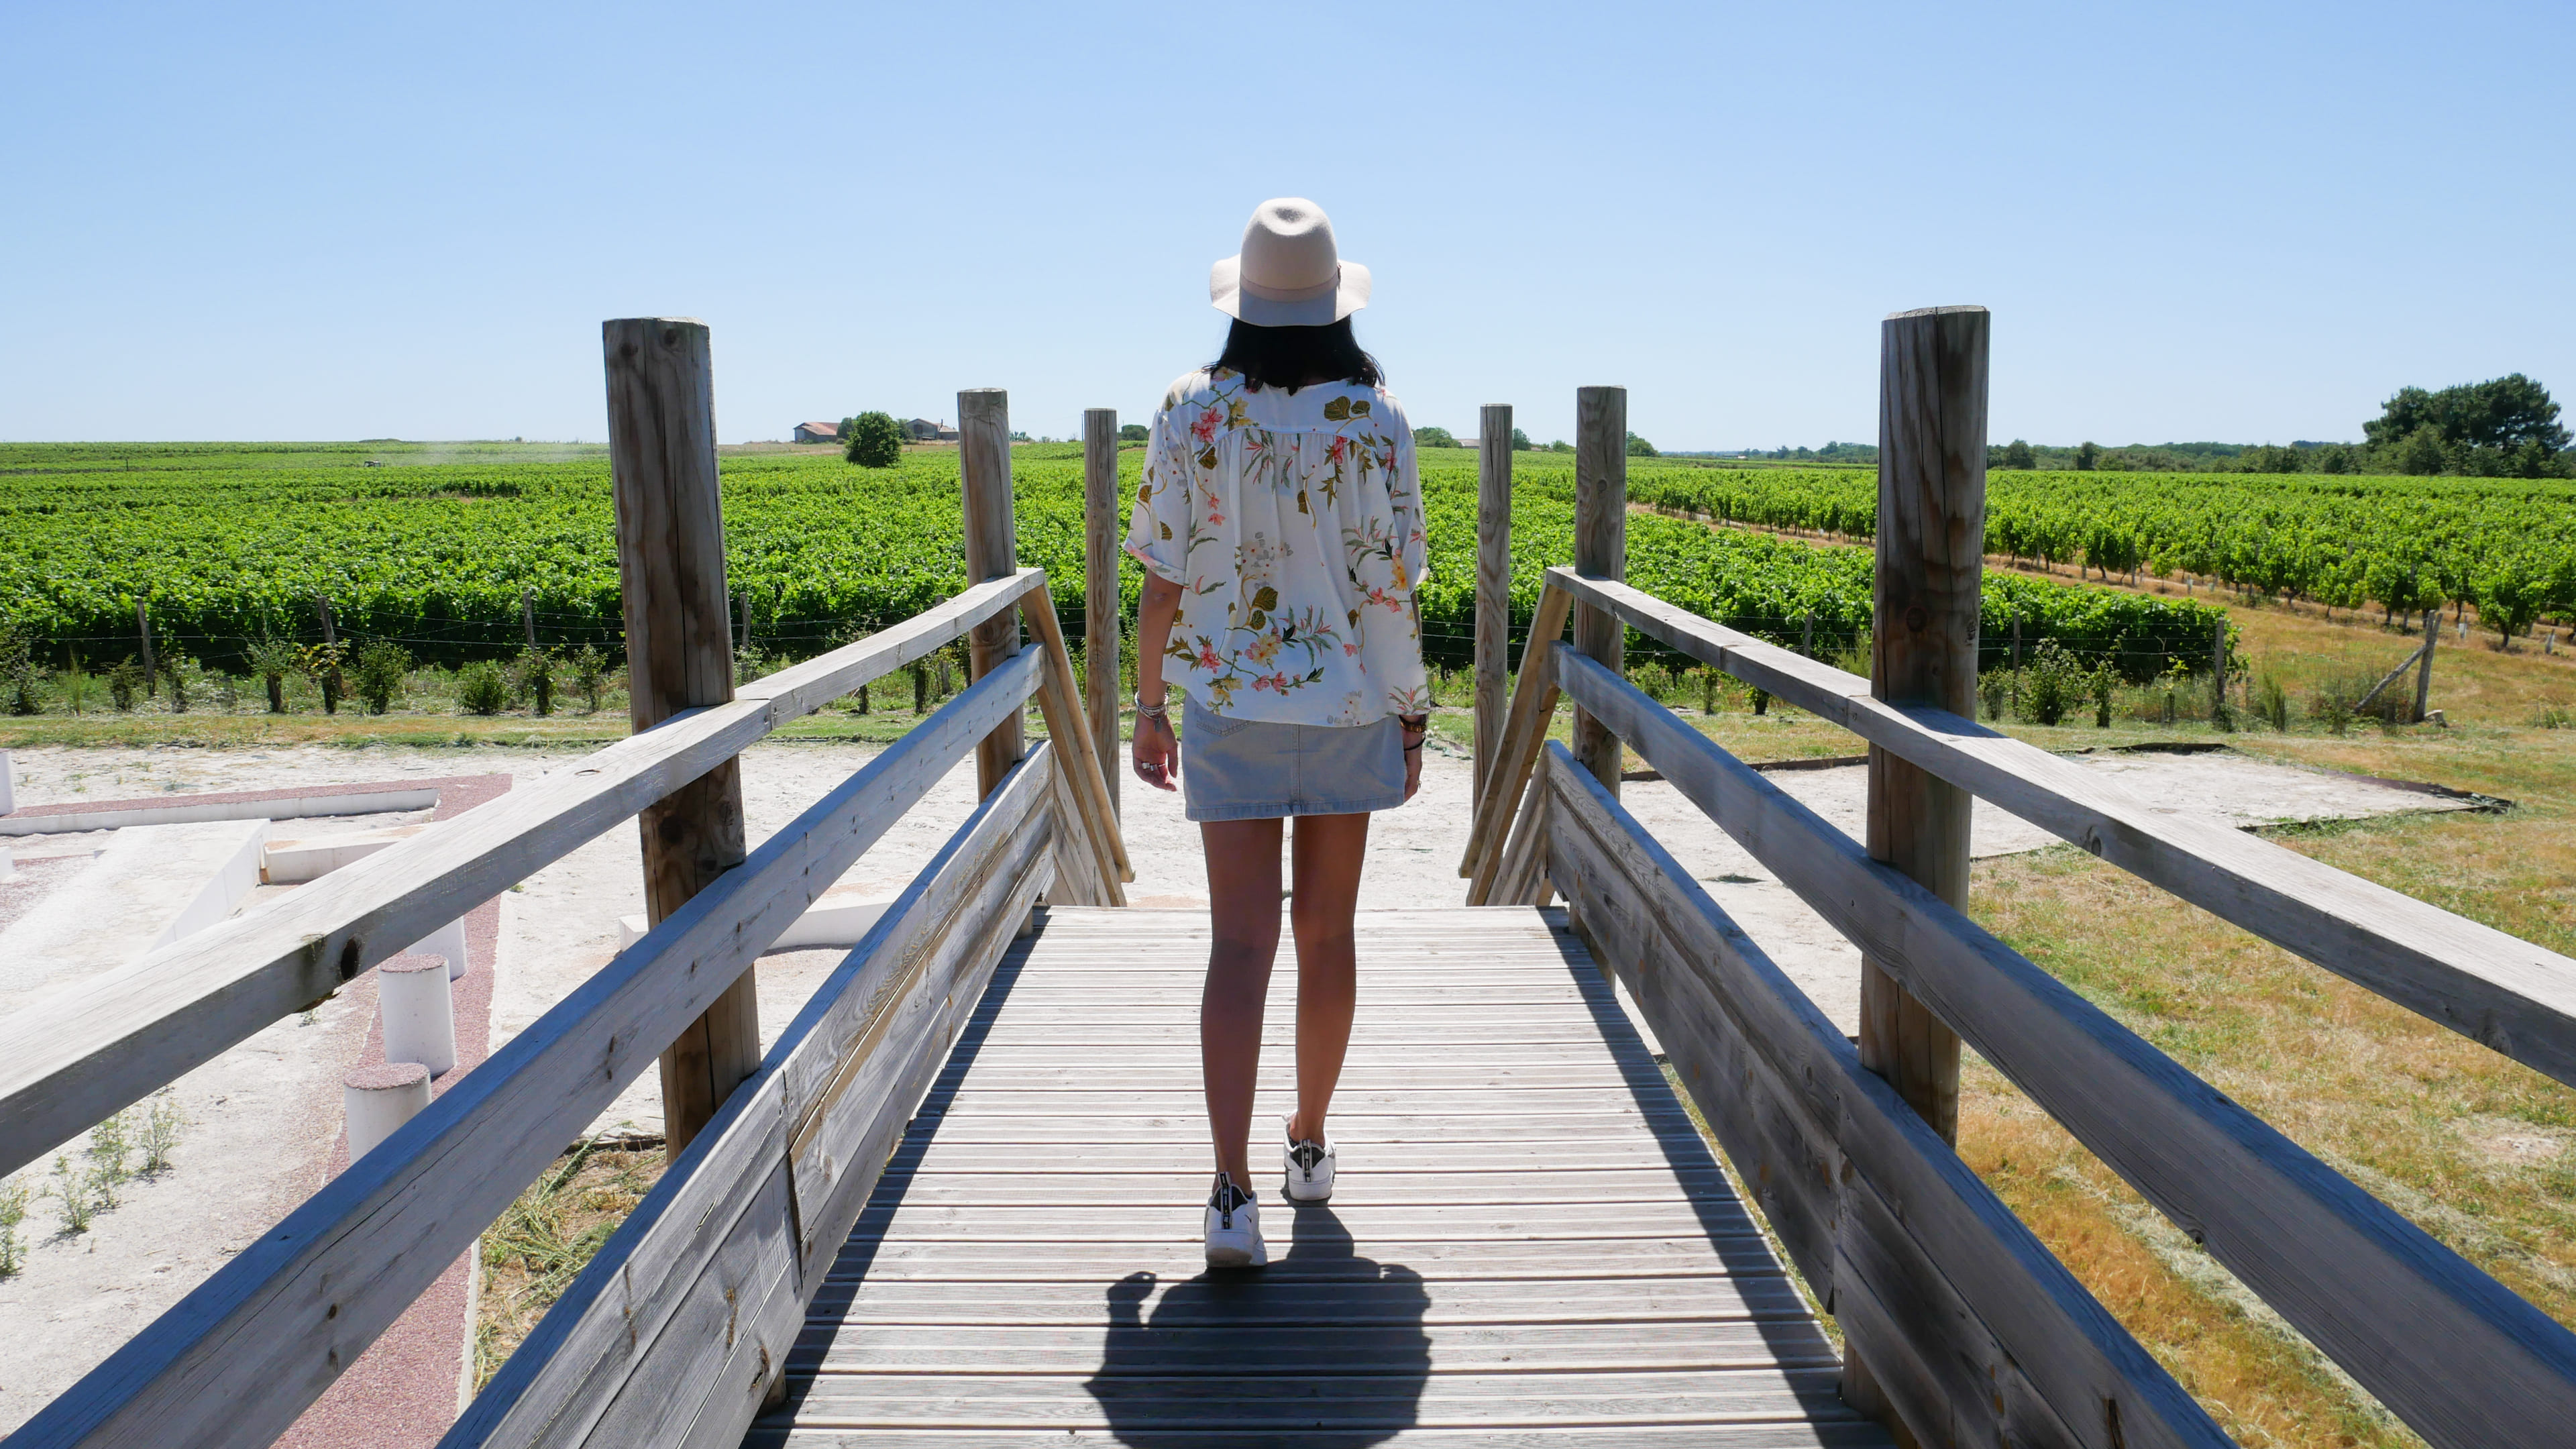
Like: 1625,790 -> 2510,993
344,1060 -> 432,1161
409,916 -> 471,980
0,748 -> 13,815
0,818 -> 267,1010
614,878 -> 893,957
260,822 -> 430,884
378,951 -> 456,1076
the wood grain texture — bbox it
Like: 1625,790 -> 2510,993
1016,584 -> 1132,891
0,567 -> 1042,1183
1081,408 -> 1122,814
5,650 -> 1043,1449
1570,385 -> 1627,795
1558,647 -> 2576,1449
959,388 -> 1026,798
1864,305 -> 1987,1148
1474,402 -> 1514,803
1460,583 -> 1572,900
604,316 -> 759,1159
1541,565 -> 2576,1093
1538,739 -> 2224,1449
761,902 -> 1884,1446
447,744 -> 1063,1449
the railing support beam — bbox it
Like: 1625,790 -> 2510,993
1083,408 -> 1123,814
960,388 -> 1028,798
1474,403 -> 1515,802
1571,386 -> 1626,795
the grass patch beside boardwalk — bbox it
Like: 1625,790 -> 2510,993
473,1139 -> 669,1390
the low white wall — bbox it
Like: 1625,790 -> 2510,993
0,818 -> 268,1008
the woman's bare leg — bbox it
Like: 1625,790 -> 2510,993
1287,812 -> 1370,1145
1200,818 -> 1283,1186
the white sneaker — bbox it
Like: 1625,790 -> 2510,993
1283,1122 -> 1336,1203
1203,1171 -> 1267,1268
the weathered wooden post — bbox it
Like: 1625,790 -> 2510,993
1847,303 -> 1987,1430
1083,408 -> 1122,814
1475,405 -> 1514,802
2413,602 -> 2440,724
604,317 -> 757,1161
959,388 -> 1026,798
1571,387 -> 1627,794
136,599 -> 156,703
1864,307 -> 1985,1134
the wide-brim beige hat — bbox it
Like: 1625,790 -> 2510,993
1210,197 -> 1371,327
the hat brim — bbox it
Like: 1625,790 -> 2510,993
1210,256 -> 1371,326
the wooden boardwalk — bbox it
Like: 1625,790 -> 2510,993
751,906 -> 1889,1448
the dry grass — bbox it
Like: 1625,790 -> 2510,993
472,1140 -> 669,1389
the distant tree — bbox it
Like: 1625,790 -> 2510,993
1119,423 -> 1149,442
2365,374 -> 2569,462
1625,431 -> 1658,458
2243,444 -> 2304,474
844,411 -> 906,468
2073,441 -> 2101,471
1413,425 -> 1459,448
1511,427 -> 1533,451
836,416 -> 860,441
2312,443 -> 2361,474
1008,430 -> 1031,442
2397,427 -> 2447,476
1547,439 -> 1574,453
2002,438 -> 2035,469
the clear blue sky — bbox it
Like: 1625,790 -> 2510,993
4,2 -> 2568,450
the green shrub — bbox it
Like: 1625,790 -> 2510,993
244,635 -> 300,712
512,647 -> 556,716
456,659 -> 509,715
353,641 -> 411,714
107,660 -> 143,711
566,643 -> 611,713
1979,668 -> 2010,722
843,411 -> 906,468
2256,673 -> 2291,732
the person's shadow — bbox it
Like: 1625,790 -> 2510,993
1082,1204 -> 1430,1444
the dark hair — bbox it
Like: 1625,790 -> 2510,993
1209,317 -> 1383,394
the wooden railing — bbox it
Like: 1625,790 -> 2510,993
5,323 -> 1134,1449
1460,579 -> 2576,1449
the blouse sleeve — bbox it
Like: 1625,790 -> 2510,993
1122,406 -> 1189,584
1388,401 -> 1428,592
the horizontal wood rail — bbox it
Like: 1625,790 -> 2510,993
449,745 -> 1065,1449
1538,740 -> 2224,1449
0,568 -> 1050,1181
1553,645 -> 2576,1449
1543,566 -> 2576,1091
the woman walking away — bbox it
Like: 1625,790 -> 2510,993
1126,198 -> 1430,1268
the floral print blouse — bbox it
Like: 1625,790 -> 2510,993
1125,367 -> 1430,725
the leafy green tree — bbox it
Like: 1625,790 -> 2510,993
1547,439 -> 1573,453
1510,427 -> 1532,451
2073,441 -> 2100,471
844,411 -> 905,468
2365,374 -> 2569,461
2002,439 -> 2035,469
1413,426 -> 1458,448
352,641 -> 411,714
1119,423 -> 1148,442
2243,444 -> 2303,474
1625,431 -> 1658,458
243,635 -> 299,712
2398,427 -> 2447,476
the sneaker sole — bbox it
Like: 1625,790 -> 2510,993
1281,1181 -> 1333,1203
1205,1242 -> 1266,1268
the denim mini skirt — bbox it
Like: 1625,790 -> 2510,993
1181,694 -> 1407,822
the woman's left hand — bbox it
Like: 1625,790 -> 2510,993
1400,716 -> 1427,802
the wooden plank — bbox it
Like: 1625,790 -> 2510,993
818,1236 -> 1757,1282
1560,645 -> 2576,1449
1545,565 -> 2576,1093
1492,760 -> 1555,908
7,649 -> 1044,1449
1570,385 -> 1627,797
769,1368 -> 1859,1429
0,567 -> 1042,1182
1017,582 -> 1133,890
1458,582 -> 1571,894
605,316 -> 761,1161
1860,304 -> 1986,1148
1474,402 -> 1513,802
805,1276 -> 1815,1327
959,388 -> 1026,797
741,1428 -> 1896,1449
789,1320 -> 1833,1374
846,1201 -> 1748,1242
1081,407 -> 1122,815
1540,737 -> 2227,1449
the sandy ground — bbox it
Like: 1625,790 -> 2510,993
0,735 -> 2481,1431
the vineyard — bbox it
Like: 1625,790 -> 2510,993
1622,462 -> 2576,639
0,442 -> 2229,685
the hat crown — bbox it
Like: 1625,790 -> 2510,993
1238,198 -> 1340,296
